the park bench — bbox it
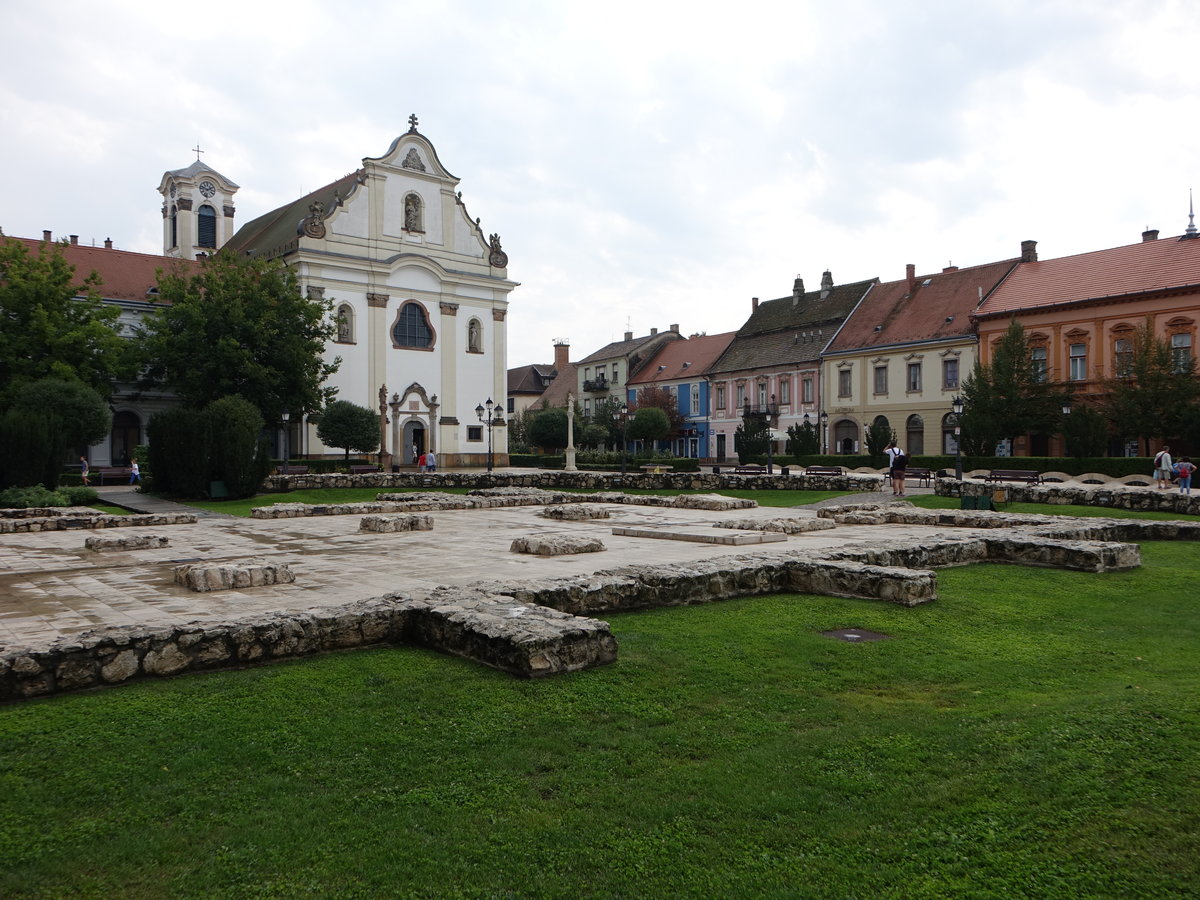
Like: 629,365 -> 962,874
350,465 -> 380,475
277,465 -> 309,475
985,469 -> 1043,485
903,467 -> 933,487
97,466 -> 132,485
804,465 -> 843,477
733,465 -> 766,475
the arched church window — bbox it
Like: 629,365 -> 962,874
467,318 -> 483,353
392,301 -> 434,349
198,204 -> 217,248
170,205 -> 178,248
404,193 -> 424,232
335,303 -> 355,343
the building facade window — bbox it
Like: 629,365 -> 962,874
612,364 -> 620,384
506,398 -> 515,414
467,425 -> 482,441
736,384 -> 746,407
942,413 -> 959,454
837,368 -> 852,398
583,399 -> 591,417
757,382 -> 767,408
392,301 -> 434,348
170,205 -> 178,248
779,379 -> 790,404
691,384 -> 700,414
1172,333 -> 1193,372
1114,338 -> 1133,377
1069,343 -> 1087,381
873,365 -> 888,395
716,383 -> 726,409
1031,346 -> 1048,382
197,204 -> 217,248
802,377 -> 813,404
942,358 -> 959,389
906,362 -> 922,392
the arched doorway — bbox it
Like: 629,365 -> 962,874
402,420 -> 426,464
110,411 -> 141,466
906,414 -> 924,456
834,419 -> 859,454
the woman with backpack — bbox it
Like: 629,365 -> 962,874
1176,457 -> 1195,495
885,441 -> 908,497
1154,445 -> 1174,490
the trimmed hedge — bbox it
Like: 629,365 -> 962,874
773,454 -> 1160,477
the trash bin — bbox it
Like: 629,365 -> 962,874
960,495 -> 977,510
712,466 -> 721,474
780,466 -> 790,477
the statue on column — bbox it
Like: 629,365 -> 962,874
564,392 -> 578,472
377,385 -> 392,471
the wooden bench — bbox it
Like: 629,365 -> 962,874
904,467 -> 933,487
732,465 -> 766,475
804,465 -> 843,477
277,465 -> 309,475
985,469 -> 1043,485
350,465 -> 380,475
97,466 -> 132,485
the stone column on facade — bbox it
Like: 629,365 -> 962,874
367,293 -> 389,415
493,307 -> 508,460
564,391 -> 578,471
439,301 -> 459,459
428,394 -> 439,455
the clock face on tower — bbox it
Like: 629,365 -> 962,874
199,180 -> 216,198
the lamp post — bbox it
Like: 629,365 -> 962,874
820,410 -> 829,456
766,393 -> 776,475
281,409 -> 290,476
620,403 -> 629,476
1061,401 -> 1072,458
951,395 -> 963,480
475,398 -> 500,472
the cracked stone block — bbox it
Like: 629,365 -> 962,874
541,505 -> 611,521
510,535 -> 606,556
84,534 -> 170,551
359,514 -> 435,533
173,561 -> 296,592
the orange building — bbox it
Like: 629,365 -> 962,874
973,229 -> 1200,455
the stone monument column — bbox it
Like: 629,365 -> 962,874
377,384 -> 392,470
389,393 -> 402,463
428,394 -> 439,454
564,391 -> 578,472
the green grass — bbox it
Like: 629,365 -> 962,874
2,544 -> 1198,898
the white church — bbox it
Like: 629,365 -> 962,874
157,116 -> 517,467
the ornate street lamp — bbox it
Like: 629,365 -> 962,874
767,393 -> 776,475
281,409 -> 290,476
820,410 -> 829,456
620,402 -> 629,476
951,395 -> 964,480
476,398 -> 500,472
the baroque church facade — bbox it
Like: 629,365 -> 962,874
159,117 -> 516,467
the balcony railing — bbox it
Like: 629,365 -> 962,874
583,377 -> 610,393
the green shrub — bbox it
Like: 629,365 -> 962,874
0,484 -> 69,508
205,396 -> 271,499
61,485 -> 99,506
0,407 -> 58,488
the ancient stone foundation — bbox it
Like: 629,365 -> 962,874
0,512 -> 196,533
541,505 -> 611,521
173,561 -> 296,592
359,514 -> 434,533
510,535 -> 606,556
716,517 -> 837,534
84,534 -> 170,551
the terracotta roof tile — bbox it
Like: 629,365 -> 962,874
627,332 -> 736,385
4,236 -> 195,302
977,234 -> 1200,318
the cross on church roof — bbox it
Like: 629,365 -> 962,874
193,144 -> 205,161
408,114 -> 418,133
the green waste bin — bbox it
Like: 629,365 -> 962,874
960,495 -> 977,510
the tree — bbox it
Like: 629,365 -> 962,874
0,237 -> 128,404
628,406 -> 670,447
1100,320 -> 1199,455
632,386 -> 685,438
959,319 -> 1069,453
786,421 -> 819,456
590,396 -> 626,448
135,253 -> 340,422
734,411 -> 769,462
316,400 -> 380,460
865,417 -> 897,464
528,408 -> 569,452
6,379 -> 111,487
1063,404 -> 1110,458
206,396 -> 272,498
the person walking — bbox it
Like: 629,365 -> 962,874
1154,445 -> 1174,490
884,441 -> 907,496
425,450 -> 436,473
1176,456 -> 1195,495
129,461 -> 141,484
417,451 -> 427,473
79,456 -> 90,486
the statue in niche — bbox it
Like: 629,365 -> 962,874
337,307 -> 351,342
404,194 -> 422,231
468,318 -> 482,353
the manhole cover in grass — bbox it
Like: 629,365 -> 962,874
820,628 -> 891,643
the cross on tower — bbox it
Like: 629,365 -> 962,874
408,113 -> 419,132
192,144 -> 205,161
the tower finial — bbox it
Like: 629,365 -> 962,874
1188,188 -> 1198,236
408,113 -> 419,133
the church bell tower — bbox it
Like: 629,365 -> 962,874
157,152 -> 239,259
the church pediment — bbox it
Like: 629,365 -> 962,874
366,115 -> 457,183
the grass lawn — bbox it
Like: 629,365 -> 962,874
2,541 -> 1198,897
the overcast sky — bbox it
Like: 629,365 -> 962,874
3,0 -> 1197,368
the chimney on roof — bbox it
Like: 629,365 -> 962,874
69,235 -> 78,245
624,330 -> 633,341
1021,240 -> 1038,262
43,230 -> 51,242
752,297 -> 759,310
1142,228 -> 1159,242
650,327 -> 658,336
669,323 -> 679,333
792,275 -> 804,305
906,263 -> 916,290
104,237 -> 113,249
820,270 -> 833,298
553,340 -> 570,371
943,264 -> 958,272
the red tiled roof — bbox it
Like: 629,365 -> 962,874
828,258 -> 1018,353
5,236 -> 194,302
976,234 -> 1200,318
538,362 -> 578,408
627,332 -> 736,384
